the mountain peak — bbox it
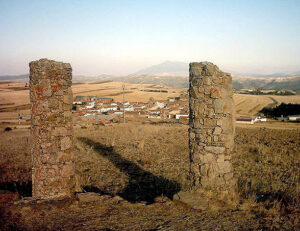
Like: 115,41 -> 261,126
133,61 -> 188,76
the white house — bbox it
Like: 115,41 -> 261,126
124,106 -> 135,111
86,102 -> 95,109
155,102 -> 165,109
254,116 -> 267,122
146,115 -> 161,119
175,114 -> 189,120
288,115 -> 300,121
100,107 -> 118,113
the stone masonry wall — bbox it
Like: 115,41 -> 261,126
189,62 -> 235,192
30,58 -> 75,199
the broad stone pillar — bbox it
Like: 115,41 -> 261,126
30,58 -> 75,199
189,62 -> 235,192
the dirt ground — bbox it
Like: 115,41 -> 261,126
0,124 -> 299,230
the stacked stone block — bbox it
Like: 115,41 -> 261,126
30,58 -> 75,199
189,62 -> 235,192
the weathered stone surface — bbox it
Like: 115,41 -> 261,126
210,87 -> 221,98
30,58 -> 76,199
189,62 -> 235,192
213,127 -> 222,135
217,161 -> 232,174
199,153 -> 215,163
214,99 -> 224,113
204,146 -> 225,154
217,154 -> 225,163
61,136 -> 72,150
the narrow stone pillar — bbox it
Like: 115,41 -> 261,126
189,62 -> 235,192
30,58 -> 75,199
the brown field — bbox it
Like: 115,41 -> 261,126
0,82 -> 29,105
72,81 -> 183,102
0,123 -> 299,230
1,81 -> 300,121
234,94 -> 300,117
0,81 -> 184,121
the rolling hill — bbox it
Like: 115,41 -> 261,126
1,61 -> 299,91
232,76 -> 300,92
134,61 -> 188,76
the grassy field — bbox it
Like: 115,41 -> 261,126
0,123 -> 299,230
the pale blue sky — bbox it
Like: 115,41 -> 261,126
0,0 -> 299,75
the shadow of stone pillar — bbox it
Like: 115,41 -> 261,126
189,62 -> 235,194
29,58 -> 75,199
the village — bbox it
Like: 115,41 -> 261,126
72,93 -> 300,126
72,94 -> 189,125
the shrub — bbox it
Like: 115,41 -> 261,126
4,127 -> 12,132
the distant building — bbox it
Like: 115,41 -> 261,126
254,116 -> 267,122
100,106 -> 118,113
167,97 -> 175,102
288,115 -> 300,121
87,96 -> 97,102
86,101 -> 95,109
236,117 -> 255,124
134,103 -> 146,110
155,101 -> 165,109
146,115 -> 161,119
73,96 -> 86,105
175,114 -> 189,120
124,106 -> 135,111
98,97 -> 114,104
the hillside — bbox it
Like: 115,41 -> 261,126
134,61 -> 188,76
0,74 -> 28,82
232,76 -> 300,92
110,75 -> 189,88
111,75 -> 300,91
1,65 -> 300,91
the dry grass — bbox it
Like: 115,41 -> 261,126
233,127 -> 299,208
74,123 -> 188,200
0,130 -> 31,183
0,124 -> 299,230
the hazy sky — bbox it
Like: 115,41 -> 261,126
0,0 -> 299,75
